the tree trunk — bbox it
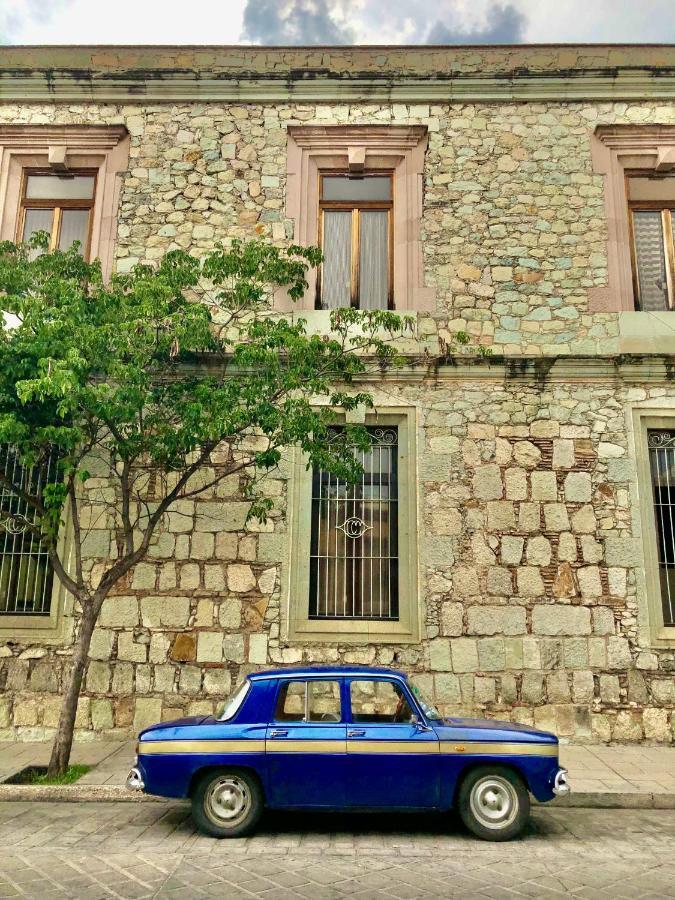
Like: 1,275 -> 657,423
47,601 -> 98,777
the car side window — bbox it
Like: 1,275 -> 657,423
350,679 -> 414,724
274,680 -> 342,723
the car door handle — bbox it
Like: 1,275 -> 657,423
348,729 -> 366,737
269,729 -> 288,738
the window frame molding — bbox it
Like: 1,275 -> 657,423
284,406 -> 421,644
630,404 -> 675,649
0,125 -> 129,281
282,125 -> 433,313
590,125 -> 675,313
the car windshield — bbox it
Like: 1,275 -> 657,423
410,683 -> 442,720
217,679 -> 250,721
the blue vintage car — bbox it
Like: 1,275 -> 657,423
127,665 -> 569,840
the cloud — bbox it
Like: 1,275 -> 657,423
426,2 -> 526,44
242,0 -> 354,45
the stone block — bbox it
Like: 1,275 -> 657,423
518,503 -> 541,532
580,536 -> 603,563
577,566 -> 602,598
179,563 -> 201,590
477,638 -> 505,671
552,562 -> 577,598
141,596 -> 190,628
28,661 -> 58,693
513,441 -> 541,468
248,634 -> 269,665
592,607 -> 615,635
474,677 -> 496,704
486,567 -> 513,595
607,567 -> 627,598
453,567 -> 479,597
99,596 -> 139,628
204,668 -> 232,696
487,501 -> 516,531
501,535 -> 524,565
131,563 -> 157,590
133,698 -> 163,733
117,632 -> 147,663
219,600 -> 242,629
563,638 -> 588,668
500,674 -> 518,703
651,679 -> 674,704
504,467 -> 527,500
170,633 -> 196,662
154,664 -> 177,694
179,666 -> 202,694
531,471 -> 557,501
195,599 -> 214,627
517,566 -> 545,597
599,674 -> 621,704
227,564 -> 256,593
258,567 -> 277,594
191,532 -> 215,559
588,637 -> 607,668
603,534 -> 639,566
429,639 -> 452,671
532,605 -> 591,636
557,532 -> 577,562
504,638 -> 523,669
572,670 -> 595,702
466,606 -> 526,636
606,459 -> 634,483
543,503 -> 570,532
223,633 -> 246,663
526,536 -> 552,566
197,632 -> 223,663
612,710 -> 642,741
86,661 -> 110,693
472,464 -> 503,500
626,670 -> 649,704
570,504 -> 596,533
441,602 -> 464,637
451,638 -> 478,673
195,501 -> 250,532
91,698 -> 114,731
111,662 -> 133,695
552,439 -> 575,469
643,708 -> 670,741
89,629 -> 114,662
547,671 -> 571,703
434,673 -> 461,703
13,697 -> 39,726
422,535 -> 456,567
564,472 -> 592,503
606,636 -> 631,670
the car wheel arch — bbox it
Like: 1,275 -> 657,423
187,764 -> 266,801
452,760 -> 530,805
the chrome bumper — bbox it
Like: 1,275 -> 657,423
553,767 -> 570,796
126,766 -> 145,792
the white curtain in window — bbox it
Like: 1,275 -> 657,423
321,211 -> 351,309
58,209 -> 90,252
633,211 -> 669,311
359,210 -> 388,310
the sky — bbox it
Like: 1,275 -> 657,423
1,0 -> 675,45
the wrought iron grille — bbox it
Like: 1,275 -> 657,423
309,427 -> 399,620
0,446 -> 58,615
648,430 -> 675,626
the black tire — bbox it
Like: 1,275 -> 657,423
457,765 -> 530,842
191,768 -> 263,838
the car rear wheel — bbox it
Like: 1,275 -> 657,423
457,766 -> 530,841
192,769 -> 263,838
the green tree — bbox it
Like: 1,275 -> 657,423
0,234 -> 410,776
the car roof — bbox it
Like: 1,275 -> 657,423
248,665 -> 408,681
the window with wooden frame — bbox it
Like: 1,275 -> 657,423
317,173 -> 393,311
19,170 -> 96,257
628,174 -> 675,312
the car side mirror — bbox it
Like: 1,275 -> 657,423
412,714 -> 432,733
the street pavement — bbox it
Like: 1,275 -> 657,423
0,801 -> 674,898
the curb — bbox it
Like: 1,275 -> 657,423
0,784 -> 673,808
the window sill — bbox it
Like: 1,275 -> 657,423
288,618 -> 419,644
649,626 -> 675,650
0,611 -> 65,643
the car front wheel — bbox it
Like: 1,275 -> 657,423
192,768 -> 263,838
457,766 -> 530,841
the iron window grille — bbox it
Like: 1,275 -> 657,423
0,446 -> 60,615
648,430 -> 675,626
309,426 -> 399,620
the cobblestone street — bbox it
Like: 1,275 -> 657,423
0,802 -> 673,899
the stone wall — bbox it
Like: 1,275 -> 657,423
0,94 -> 674,742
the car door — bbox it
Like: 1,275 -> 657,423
346,677 -> 440,809
265,677 -> 347,808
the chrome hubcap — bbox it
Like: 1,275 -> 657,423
469,776 -> 518,830
205,776 -> 251,827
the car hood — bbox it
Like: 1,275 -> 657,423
433,717 -> 557,745
139,714 -> 214,738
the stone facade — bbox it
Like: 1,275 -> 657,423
0,46 -> 674,742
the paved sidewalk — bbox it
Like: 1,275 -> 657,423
0,739 -> 674,807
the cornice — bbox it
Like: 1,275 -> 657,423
287,125 -> 427,150
0,124 -> 128,148
2,71 -> 675,104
